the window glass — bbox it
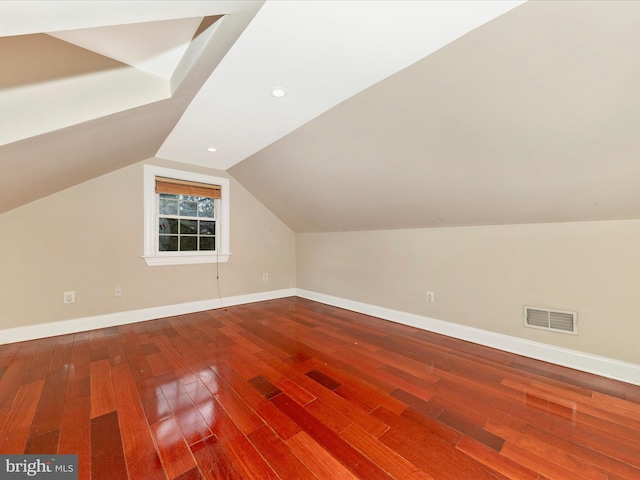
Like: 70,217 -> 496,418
159,218 -> 178,234
198,198 -> 214,218
199,221 -> 216,235
179,199 -> 198,217
180,219 -> 197,235
200,237 -> 215,250
180,236 -> 197,251
158,194 -> 217,253
159,236 -> 178,251
159,195 -> 179,215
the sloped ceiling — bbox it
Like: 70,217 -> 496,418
3,1 -> 639,234
0,0 -> 523,217
229,0 -> 640,232
0,1 -> 263,214
157,0 -> 525,170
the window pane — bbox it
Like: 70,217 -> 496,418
180,219 -> 197,235
159,218 -> 178,234
198,198 -> 215,218
199,220 -> 216,235
180,236 -> 197,251
179,199 -> 197,217
200,236 -> 216,251
159,235 -> 178,251
159,195 -> 179,215
156,187 -> 222,254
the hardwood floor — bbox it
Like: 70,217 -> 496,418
0,297 -> 639,479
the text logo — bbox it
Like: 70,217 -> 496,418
0,455 -> 77,479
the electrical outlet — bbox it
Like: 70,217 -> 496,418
63,291 -> 76,304
262,273 -> 269,281
114,287 -> 122,297
426,291 -> 435,303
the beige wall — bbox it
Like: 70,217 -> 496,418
3,156 -> 639,366
0,158 -> 295,330
296,221 -> 640,364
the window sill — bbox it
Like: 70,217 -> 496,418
142,253 -> 231,266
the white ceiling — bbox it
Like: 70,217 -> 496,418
48,17 -> 203,79
229,0 -> 640,232
157,0 -> 525,170
2,1 -> 639,233
0,0 -> 261,213
0,1 -> 239,35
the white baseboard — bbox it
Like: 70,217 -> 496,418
0,288 -> 296,345
3,287 -> 638,386
296,289 -> 640,387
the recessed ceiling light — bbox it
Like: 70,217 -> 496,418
271,87 -> 287,98
207,147 -> 217,152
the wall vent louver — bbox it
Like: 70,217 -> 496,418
524,306 -> 578,335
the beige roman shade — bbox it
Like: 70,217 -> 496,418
155,177 -> 221,199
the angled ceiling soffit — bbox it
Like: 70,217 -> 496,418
0,11 -> 246,215
0,15 -> 223,147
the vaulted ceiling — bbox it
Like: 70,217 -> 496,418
0,1 -> 261,214
2,1 -> 640,233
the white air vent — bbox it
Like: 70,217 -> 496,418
524,306 -> 577,335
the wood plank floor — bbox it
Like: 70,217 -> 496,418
1,297 -> 639,479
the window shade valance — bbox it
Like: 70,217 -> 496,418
155,176 -> 221,199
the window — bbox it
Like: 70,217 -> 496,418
156,177 -> 219,252
143,165 -> 230,266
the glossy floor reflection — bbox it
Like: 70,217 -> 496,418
0,297 -> 639,479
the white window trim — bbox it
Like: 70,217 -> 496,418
143,165 -> 230,266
